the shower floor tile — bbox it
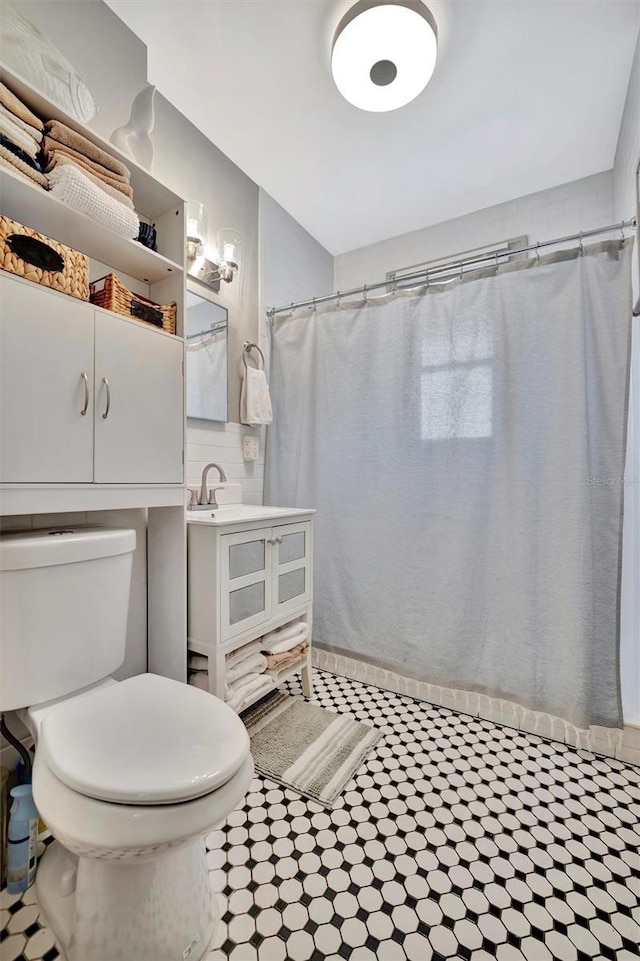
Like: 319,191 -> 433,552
2,669 -> 638,961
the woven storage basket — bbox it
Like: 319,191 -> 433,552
90,273 -> 177,335
0,216 -> 89,301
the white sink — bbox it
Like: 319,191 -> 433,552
186,504 -> 314,527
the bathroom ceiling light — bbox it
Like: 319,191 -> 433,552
331,0 -> 438,112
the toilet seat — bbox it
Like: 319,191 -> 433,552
38,673 -> 250,805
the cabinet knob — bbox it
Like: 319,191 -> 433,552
80,372 -> 89,416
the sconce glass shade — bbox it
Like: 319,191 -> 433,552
217,227 -> 243,270
186,201 -> 208,260
332,0 -> 437,112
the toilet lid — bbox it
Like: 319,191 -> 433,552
38,674 -> 251,805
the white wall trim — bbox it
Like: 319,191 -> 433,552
312,647 -> 639,767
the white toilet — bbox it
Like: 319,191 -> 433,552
0,527 -> 254,961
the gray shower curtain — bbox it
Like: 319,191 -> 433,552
265,240 -> 633,730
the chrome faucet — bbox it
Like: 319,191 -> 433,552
198,462 -> 227,508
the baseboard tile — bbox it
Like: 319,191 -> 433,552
312,647 -> 637,766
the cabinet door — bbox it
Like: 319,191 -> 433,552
272,521 -> 312,616
220,528 -> 272,641
94,312 -> 184,483
0,277 -> 94,482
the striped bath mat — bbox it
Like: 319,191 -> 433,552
242,691 -> 383,807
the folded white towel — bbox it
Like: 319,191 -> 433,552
47,164 -> 139,239
226,652 -> 267,685
0,111 -> 40,157
227,671 -> 263,696
226,690 -> 244,712
262,625 -> 308,656
226,639 -> 262,670
240,366 -> 273,427
261,620 -> 303,646
188,653 -> 208,671
188,671 -> 208,692
0,105 -> 43,141
235,674 -> 273,708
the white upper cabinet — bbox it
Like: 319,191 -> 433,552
94,311 -> 184,484
0,275 -> 184,486
0,276 -> 94,483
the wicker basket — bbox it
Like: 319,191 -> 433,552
90,273 -> 177,335
0,216 -> 89,301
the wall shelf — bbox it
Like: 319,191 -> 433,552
0,168 -> 182,285
0,65 -> 182,220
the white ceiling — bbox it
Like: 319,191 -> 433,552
106,0 -> 640,256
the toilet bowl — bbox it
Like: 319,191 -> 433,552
26,673 -> 254,961
1,528 -> 254,960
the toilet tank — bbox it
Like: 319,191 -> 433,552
0,528 -> 136,711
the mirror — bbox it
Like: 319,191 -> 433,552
185,282 -> 228,423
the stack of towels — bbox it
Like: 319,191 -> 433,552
187,619 -> 310,714
0,82 -> 47,188
41,119 -> 139,239
260,620 -> 309,678
187,653 -> 211,691
224,641 -> 272,712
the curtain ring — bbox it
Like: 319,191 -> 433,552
363,284 -> 368,304
579,231 -> 583,255
459,261 -> 463,281
336,290 -> 341,307
425,270 -> 430,288
620,222 -> 626,244
392,280 -> 397,295
535,242 -> 540,264
311,296 -> 317,313
495,252 -> 499,273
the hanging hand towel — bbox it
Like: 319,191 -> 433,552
240,365 -> 273,426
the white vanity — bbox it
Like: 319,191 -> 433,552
187,503 -> 315,710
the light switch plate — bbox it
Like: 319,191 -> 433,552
243,435 -> 259,461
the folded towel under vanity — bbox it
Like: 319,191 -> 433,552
188,671 -> 208,692
188,653 -> 208,671
47,164 -> 140,239
225,639 -> 262,670
261,624 -> 308,656
240,365 -> 273,427
264,640 -> 308,673
229,674 -> 273,711
226,652 -> 267,685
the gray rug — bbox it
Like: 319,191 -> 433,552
242,691 -> 383,807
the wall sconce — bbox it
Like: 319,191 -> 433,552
186,201 -> 243,292
186,201 -> 208,263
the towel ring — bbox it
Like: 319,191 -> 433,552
243,342 -> 266,371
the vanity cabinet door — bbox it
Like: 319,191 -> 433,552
220,528 -> 273,641
271,522 -> 312,617
0,276 -> 94,482
93,311 -> 184,483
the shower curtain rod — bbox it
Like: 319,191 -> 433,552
267,217 -> 637,318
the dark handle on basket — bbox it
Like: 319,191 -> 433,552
130,299 -> 164,327
7,235 -> 65,273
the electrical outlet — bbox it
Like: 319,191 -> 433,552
243,435 -> 259,461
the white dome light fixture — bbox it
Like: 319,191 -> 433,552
331,0 -> 438,112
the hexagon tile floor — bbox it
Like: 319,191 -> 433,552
1,670 -> 639,961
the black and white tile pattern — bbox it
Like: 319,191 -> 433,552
2,670 -> 639,961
